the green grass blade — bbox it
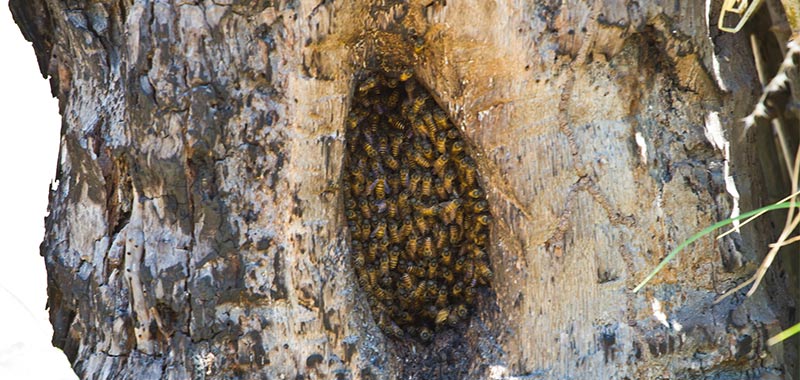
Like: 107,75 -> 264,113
768,322 -> 800,345
632,201 -> 800,293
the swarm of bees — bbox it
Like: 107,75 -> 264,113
343,69 -> 492,342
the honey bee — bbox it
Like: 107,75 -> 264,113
432,108 -> 447,128
380,256 -> 390,276
388,115 -> 406,131
399,68 -> 413,82
414,214 -> 429,233
472,200 -> 488,213
408,172 -> 422,192
476,262 -> 493,281
416,201 -> 439,217
427,259 -> 438,279
401,273 -> 414,289
440,198 -> 462,223
364,141 -> 378,158
357,266 -> 370,284
412,95 -> 428,115
412,120 -> 428,137
371,219 -> 387,239
384,155 -> 399,170
466,188 -> 484,199
361,223 -> 372,243
379,236 -> 390,252
435,307 -> 450,325
452,282 -> 464,297
443,170 -> 456,194
409,263 -> 425,278
436,289 -> 448,308
400,216 -> 413,238
367,239 -> 378,262
359,199 -> 371,218
405,234 -> 419,259
368,266 -> 379,287
374,177 -> 387,199
421,173 -> 433,196
386,91 -> 400,109
441,268 -> 454,284
433,153 -> 449,175
388,223 -> 400,244
434,179 -> 447,200
411,151 -> 432,169
345,209 -> 358,221
358,76 -> 377,94
475,214 -> 492,226
455,304 -> 468,319
435,228 -> 448,249
374,286 -> 389,301
464,261 -> 475,281
469,246 -> 487,260
354,252 -> 366,268
434,131 -> 447,154
412,281 -> 427,301
350,178 -> 364,195
450,140 -> 464,156
422,236 -> 434,254
454,257 -> 466,273
390,135 -> 403,157
440,247 -> 452,266
448,224 -> 462,244
419,327 -> 433,342
465,286 -> 477,303
389,247 -> 400,269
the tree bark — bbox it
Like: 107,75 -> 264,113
10,0 -> 798,379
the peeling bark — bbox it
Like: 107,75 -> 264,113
10,0 -> 798,379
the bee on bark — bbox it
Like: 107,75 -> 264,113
475,214 -> 492,226
472,200 -> 488,213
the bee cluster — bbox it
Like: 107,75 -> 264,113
343,70 -> 492,342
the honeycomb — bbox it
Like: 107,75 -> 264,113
343,70 -> 492,342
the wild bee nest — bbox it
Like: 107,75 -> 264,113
343,70 -> 492,342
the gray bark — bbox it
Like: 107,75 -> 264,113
10,0 -> 798,379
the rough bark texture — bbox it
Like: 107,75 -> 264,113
10,0 -> 798,379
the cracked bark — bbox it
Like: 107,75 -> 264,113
10,0 -> 799,379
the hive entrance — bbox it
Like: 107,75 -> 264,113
343,70 -> 492,342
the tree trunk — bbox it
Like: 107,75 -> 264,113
11,0 -> 798,378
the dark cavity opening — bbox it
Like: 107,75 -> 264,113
342,69 -> 493,343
